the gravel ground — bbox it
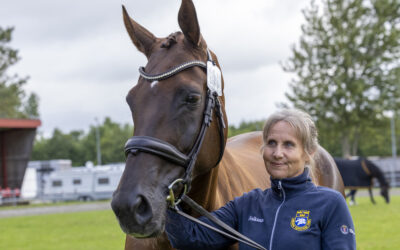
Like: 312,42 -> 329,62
0,202 -> 111,218
1,188 -> 398,218
345,187 -> 400,196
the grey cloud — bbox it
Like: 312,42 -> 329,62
0,0 -> 310,134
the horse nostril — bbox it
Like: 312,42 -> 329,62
135,196 -> 146,214
133,195 -> 153,226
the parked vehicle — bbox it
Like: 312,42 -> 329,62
21,159 -> 72,200
42,164 -> 124,201
0,187 -> 20,199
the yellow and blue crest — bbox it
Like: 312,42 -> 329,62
290,210 -> 311,231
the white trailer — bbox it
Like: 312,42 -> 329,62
42,164 -> 124,201
21,159 -> 73,200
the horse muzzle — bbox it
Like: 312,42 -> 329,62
111,189 -> 166,237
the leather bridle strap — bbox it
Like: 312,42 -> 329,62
124,50 -> 225,187
139,61 -> 207,81
124,51 -> 262,250
170,195 -> 267,250
124,136 -> 189,166
124,89 -> 225,185
182,89 -> 222,183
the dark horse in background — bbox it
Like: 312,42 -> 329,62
335,157 -> 390,205
111,1 -> 345,249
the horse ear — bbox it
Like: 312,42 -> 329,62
122,5 -> 157,58
178,0 -> 202,47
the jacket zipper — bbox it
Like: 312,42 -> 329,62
269,181 -> 286,250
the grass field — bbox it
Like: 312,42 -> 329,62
349,195 -> 400,250
0,208 -> 125,250
0,195 -> 399,250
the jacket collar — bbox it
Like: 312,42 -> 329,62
270,168 -> 314,199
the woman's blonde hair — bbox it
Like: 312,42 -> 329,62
262,108 -> 319,179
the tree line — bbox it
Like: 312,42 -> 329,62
229,118 -> 400,158
32,118 -> 132,166
30,116 -> 400,166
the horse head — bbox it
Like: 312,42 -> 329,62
380,184 -> 390,203
365,159 -> 390,204
111,0 -> 228,238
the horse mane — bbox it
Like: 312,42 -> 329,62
363,158 -> 389,187
161,32 -> 179,49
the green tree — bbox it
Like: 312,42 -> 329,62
23,93 -> 40,119
82,117 -> 132,165
228,120 -> 265,138
282,0 -> 400,157
32,129 -> 86,166
32,118 -> 133,166
0,26 -> 39,119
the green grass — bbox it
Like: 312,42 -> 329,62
0,209 -> 126,250
0,195 -> 399,249
349,195 -> 400,250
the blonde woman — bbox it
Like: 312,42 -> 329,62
166,109 -> 356,250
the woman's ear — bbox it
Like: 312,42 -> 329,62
303,151 -> 316,164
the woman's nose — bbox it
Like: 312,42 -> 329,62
273,146 -> 283,158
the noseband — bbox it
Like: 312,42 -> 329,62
124,50 -> 225,189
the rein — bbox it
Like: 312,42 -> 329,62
124,50 -> 266,250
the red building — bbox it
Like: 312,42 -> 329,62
0,119 -> 41,190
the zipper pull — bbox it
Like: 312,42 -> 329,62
278,181 -> 282,197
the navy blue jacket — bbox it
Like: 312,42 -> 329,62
166,168 -> 356,250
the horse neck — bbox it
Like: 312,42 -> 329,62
186,166 -> 220,213
366,160 -> 389,187
125,234 -> 174,250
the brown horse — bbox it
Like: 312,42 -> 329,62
111,1 -> 345,249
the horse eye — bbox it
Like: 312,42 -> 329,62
185,94 -> 201,104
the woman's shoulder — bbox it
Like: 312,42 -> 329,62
233,188 -> 267,203
313,186 -> 346,202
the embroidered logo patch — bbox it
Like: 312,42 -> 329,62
340,225 -> 349,234
290,210 -> 311,231
340,225 -> 355,235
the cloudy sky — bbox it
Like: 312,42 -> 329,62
1,0 -> 311,136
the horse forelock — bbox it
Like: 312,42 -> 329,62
160,32 -> 179,49
141,34 -> 207,77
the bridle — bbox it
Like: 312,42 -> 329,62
124,50 -> 226,190
123,49 -> 267,250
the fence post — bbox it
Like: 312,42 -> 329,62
390,115 -> 397,187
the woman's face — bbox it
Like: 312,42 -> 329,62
263,121 -> 308,179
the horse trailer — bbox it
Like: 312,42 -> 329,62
41,164 -> 124,201
20,161 -> 125,202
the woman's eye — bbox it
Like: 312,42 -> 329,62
284,141 -> 295,147
267,140 -> 276,146
185,94 -> 201,104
